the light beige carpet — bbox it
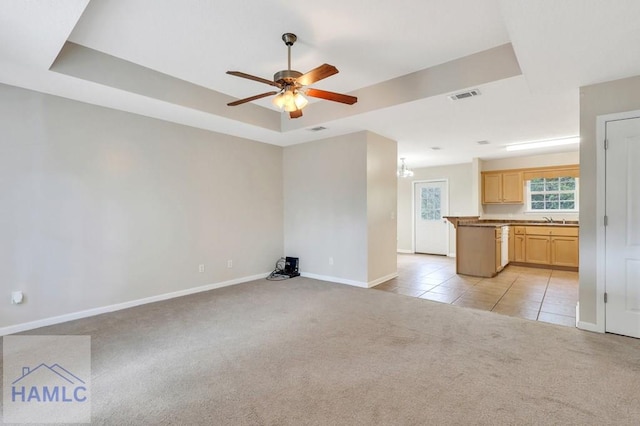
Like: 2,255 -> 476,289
3,277 -> 640,425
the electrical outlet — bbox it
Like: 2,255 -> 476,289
198,264 -> 205,273
329,257 -> 334,265
227,260 -> 233,268
11,291 -> 23,305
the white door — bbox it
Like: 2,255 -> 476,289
605,116 -> 640,338
414,180 -> 448,255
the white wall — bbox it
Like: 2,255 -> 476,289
283,131 -> 397,286
284,133 -> 369,283
480,151 -> 580,221
579,74 -> 640,325
366,133 -> 398,283
0,84 -> 283,330
397,163 -> 474,254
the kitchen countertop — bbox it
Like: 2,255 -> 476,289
517,222 -> 579,227
457,221 -> 579,228
458,222 -> 510,227
444,216 -> 578,229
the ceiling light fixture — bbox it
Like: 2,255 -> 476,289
505,136 -> 580,152
398,158 -> 414,178
272,88 -> 308,112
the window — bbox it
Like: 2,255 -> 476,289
526,177 -> 578,212
421,187 -> 441,220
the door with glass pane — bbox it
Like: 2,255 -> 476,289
414,180 -> 448,255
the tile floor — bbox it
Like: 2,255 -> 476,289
374,254 -> 578,327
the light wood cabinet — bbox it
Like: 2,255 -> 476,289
520,226 -> 579,268
551,236 -> 579,267
525,235 -> 551,264
456,225 -> 509,277
495,231 -> 502,273
513,226 -> 526,262
456,223 -> 578,275
502,172 -> 524,203
481,164 -> 579,206
481,171 -> 523,204
482,173 -> 503,203
508,226 -> 515,262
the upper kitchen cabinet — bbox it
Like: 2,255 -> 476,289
481,170 -> 523,204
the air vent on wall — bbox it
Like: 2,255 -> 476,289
307,126 -> 327,132
448,89 -> 481,101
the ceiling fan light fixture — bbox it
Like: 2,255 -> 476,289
272,92 -> 285,109
273,89 -> 308,112
293,91 -> 308,110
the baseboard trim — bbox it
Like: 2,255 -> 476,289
447,252 -> 456,258
576,321 -> 604,333
574,302 -> 604,333
300,272 -> 368,288
0,272 -> 270,336
509,261 -> 578,272
397,249 -> 413,254
368,272 -> 399,288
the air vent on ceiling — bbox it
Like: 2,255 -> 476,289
476,140 -> 490,145
431,147 -> 442,151
448,89 -> 481,101
307,126 -> 327,132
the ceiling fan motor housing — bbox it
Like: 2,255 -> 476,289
274,69 -> 302,85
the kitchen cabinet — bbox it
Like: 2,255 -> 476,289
525,235 -> 551,264
513,226 -> 526,262
495,229 -> 502,273
481,171 -> 523,204
551,235 -> 579,267
508,226 -> 515,262
456,225 -> 509,277
520,226 -> 579,268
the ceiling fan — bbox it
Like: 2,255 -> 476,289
226,33 -> 357,119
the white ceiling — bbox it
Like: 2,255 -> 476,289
1,0 -> 640,168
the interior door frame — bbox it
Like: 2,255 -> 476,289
411,179 -> 450,255
590,109 -> 640,333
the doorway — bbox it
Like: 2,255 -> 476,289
414,180 -> 448,255
603,115 -> 640,338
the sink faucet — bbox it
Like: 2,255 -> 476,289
543,216 -> 553,223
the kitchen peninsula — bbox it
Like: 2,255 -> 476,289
451,218 -> 579,278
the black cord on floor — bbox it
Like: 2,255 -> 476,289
266,257 -> 290,281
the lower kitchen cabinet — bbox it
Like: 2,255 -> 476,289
518,226 -> 579,269
525,235 -> 552,264
456,225 -> 509,278
551,236 -> 579,267
495,232 -> 502,273
513,227 -> 526,262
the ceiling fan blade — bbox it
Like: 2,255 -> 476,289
305,88 -> 357,105
227,91 -> 278,106
289,109 -> 303,119
226,71 -> 281,88
297,64 -> 339,86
